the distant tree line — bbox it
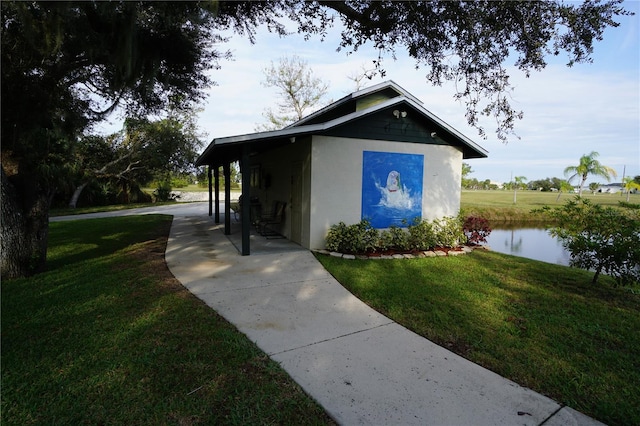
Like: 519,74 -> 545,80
462,155 -> 639,196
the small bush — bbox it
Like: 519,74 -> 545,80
463,216 -> 492,245
432,216 -> 465,248
325,220 -> 377,253
378,225 -> 409,252
325,222 -> 348,252
540,197 -> 640,286
153,181 -> 174,202
407,218 -> 436,251
326,216 -> 468,253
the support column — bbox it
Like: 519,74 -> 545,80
240,146 -> 251,256
208,165 -> 213,217
223,162 -> 231,235
214,166 -> 220,223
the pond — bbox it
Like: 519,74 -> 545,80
484,226 -> 571,266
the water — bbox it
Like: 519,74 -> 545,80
485,227 -> 572,266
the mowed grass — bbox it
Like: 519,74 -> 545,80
50,201 -> 177,217
317,251 -> 640,426
460,190 -> 638,222
1,215 -> 333,425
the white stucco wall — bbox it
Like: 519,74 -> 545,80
308,135 -> 462,250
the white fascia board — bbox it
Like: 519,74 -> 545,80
351,80 -> 424,105
211,124 -> 326,146
286,80 -> 423,129
206,94 -> 488,158
405,99 -> 489,157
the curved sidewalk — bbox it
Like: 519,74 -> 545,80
164,214 -> 604,426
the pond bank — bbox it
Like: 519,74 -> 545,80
460,206 -> 549,223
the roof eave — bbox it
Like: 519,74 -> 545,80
196,88 -> 489,166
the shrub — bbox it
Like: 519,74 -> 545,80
462,216 -> 492,245
325,222 -> 348,252
540,197 -> 640,286
406,218 -> 436,251
325,220 -> 378,253
432,216 -> 465,248
379,225 -> 409,252
326,216 -> 468,253
153,181 -> 174,202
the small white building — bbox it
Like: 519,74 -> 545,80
597,183 -> 624,193
196,81 -> 488,255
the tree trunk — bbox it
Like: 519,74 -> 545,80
68,181 -> 89,208
578,176 -> 587,197
1,167 -> 51,279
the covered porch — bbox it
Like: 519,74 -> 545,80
196,132 -> 301,256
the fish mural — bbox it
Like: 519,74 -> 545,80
362,151 -> 424,228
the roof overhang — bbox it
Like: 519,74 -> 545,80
196,88 -> 488,167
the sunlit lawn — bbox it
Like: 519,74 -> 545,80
1,216 -> 333,425
460,190 -> 638,221
317,251 -> 640,426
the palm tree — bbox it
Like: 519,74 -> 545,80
555,180 -> 574,202
564,151 -> 617,197
512,176 -> 527,204
622,176 -> 640,202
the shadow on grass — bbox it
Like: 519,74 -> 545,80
317,251 -> 640,426
46,215 -> 170,271
3,215 -> 333,425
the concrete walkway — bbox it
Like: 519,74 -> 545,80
53,204 -> 604,425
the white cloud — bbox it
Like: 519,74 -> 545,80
96,7 -> 639,183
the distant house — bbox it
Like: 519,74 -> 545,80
597,183 -> 624,193
196,81 -> 488,255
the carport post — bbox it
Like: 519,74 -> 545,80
240,146 -> 251,255
208,165 -> 213,217
223,162 -> 231,235
214,166 -> 220,223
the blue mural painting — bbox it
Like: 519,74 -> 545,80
361,151 -> 424,228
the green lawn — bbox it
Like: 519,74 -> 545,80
317,251 -> 640,426
460,190 -> 638,222
12,192 -> 640,425
1,216 -> 333,425
50,201 -> 179,217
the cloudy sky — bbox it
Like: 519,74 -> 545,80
101,1 -> 639,185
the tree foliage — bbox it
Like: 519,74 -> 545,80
511,176 -> 527,204
321,0 -> 630,141
564,151 -> 617,196
622,177 -> 640,202
1,1 -> 221,277
64,115 -> 203,208
541,198 -> 640,286
461,163 -> 474,188
257,55 -> 329,131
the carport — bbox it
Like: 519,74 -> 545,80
195,80 -> 487,256
195,126 -> 318,256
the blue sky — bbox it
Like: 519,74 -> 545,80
99,1 -> 639,185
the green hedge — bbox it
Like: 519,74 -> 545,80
325,216 -> 467,254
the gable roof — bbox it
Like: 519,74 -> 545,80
196,81 -> 488,167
